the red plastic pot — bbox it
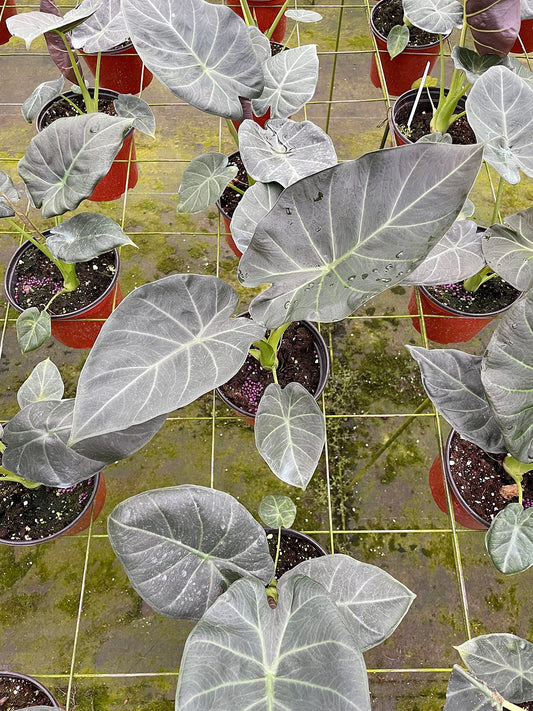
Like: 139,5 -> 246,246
4,240 -> 123,349
511,18 -> 533,53
370,4 -> 446,96
226,0 -> 287,42
37,89 -> 138,203
0,473 -> 106,546
429,431 -> 490,530
408,285 -> 521,344
81,43 -> 154,95
217,202 -> 243,258
216,319 -> 330,426
0,671 -> 60,707
0,0 -> 16,45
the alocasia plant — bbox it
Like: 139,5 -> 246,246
107,484 -> 416,711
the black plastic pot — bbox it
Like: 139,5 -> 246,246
36,89 -> 138,202
391,87 -> 467,145
4,240 -> 122,349
0,670 -> 60,707
0,472 -> 106,546
216,318 -> 330,425
265,527 -> 328,578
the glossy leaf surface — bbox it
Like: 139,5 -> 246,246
486,504 -> 533,574
387,24 -> 410,58
16,308 -> 51,354
108,485 -> 275,620
17,359 -> 64,409
177,153 -> 238,214
6,4 -> 100,49
258,494 -> 297,528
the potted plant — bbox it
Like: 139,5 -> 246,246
369,0 -> 447,97
409,284 -> 533,574
444,633 -> 533,710
0,169 -> 136,350
67,0 -> 154,95
64,141 -> 484,492
0,358 -> 168,545
6,3 -> 155,202
0,671 -> 59,709
106,484 -> 416,709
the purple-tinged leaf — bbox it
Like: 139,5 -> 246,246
466,0 -> 521,55
40,0 -> 84,83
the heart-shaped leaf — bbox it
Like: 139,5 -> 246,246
252,45 -> 319,119
176,575 -> 371,710
122,0 -> 264,119
456,633 -> 533,701
16,308 -> 51,354
249,26 -> 272,65
255,382 -> 325,489
2,399 -> 106,487
17,359 -> 64,408
258,494 -> 297,528
408,346 -> 506,453
108,485 -> 275,620
238,142 -> 484,328
0,170 -> 18,217
481,291 -> 533,461
403,0 -> 462,35
18,113 -> 132,218
70,274 -> 265,444
451,46 -> 511,84
283,554 -> 416,651
387,24 -> 410,58
6,4 -> 101,49
466,0 -> 521,55
482,206 -> 533,290
466,66 -> 533,184
46,212 -> 136,263
70,0 -> 129,53
230,181 -> 283,254
177,153 -> 238,214
403,220 -> 484,285
239,118 -> 337,188
285,9 -> 323,22
21,77 -> 65,123
114,95 -> 156,137
486,503 -> 533,574
444,665 -> 504,710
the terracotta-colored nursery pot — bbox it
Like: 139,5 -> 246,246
0,0 -> 16,46
0,473 -> 106,546
217,202 -> 243,258
37,89 -> 138,203
0,671 -> 60,708
4,240 -> 123,349
226,0 -> 287,42
390,87 -> 467,146
216,319 -> 330,426
370,4 -> 446,96
429,431 -> 490,530
81,43 -> 154,95
511,18 -> 533,53
408,285 -> 520,345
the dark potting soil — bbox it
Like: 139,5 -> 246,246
10,242 -> 117,315
426,277 -> 520,314
372,0 -> 440,46
266,528 -> 325,578
394,101 -> 476,144
219,152 -> 249,219
219,322 -> 321,415
0,675 -> 55,710
0,476 -> 97,542
448,432 -> 533,525
39,93 -> 117,126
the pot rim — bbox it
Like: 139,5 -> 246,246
443,430 -> 492,528
416,283 -> 523,319
370,2 -> 449,48
0,670 -> 60,707
4,239 -> 121,321
79,40 -> 135,57
0,472 -> 103,547
216,316 -> 331,420
391,86 -> 468,144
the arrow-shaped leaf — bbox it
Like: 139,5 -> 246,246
17,359 -> 64,408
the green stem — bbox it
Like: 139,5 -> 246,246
264,0 -> 291,40
379,121 -> 390,149
344,397 -> 431,493
58,93 -> 85,115
238,0 -> 255,26
227,183 -> 245,196
491,175 -> 505,225
225,118 -> 240,148
94,51 -> 101,103
59,31 -> 97,112
273,526 -> 282,572
502,700 -> 528,711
